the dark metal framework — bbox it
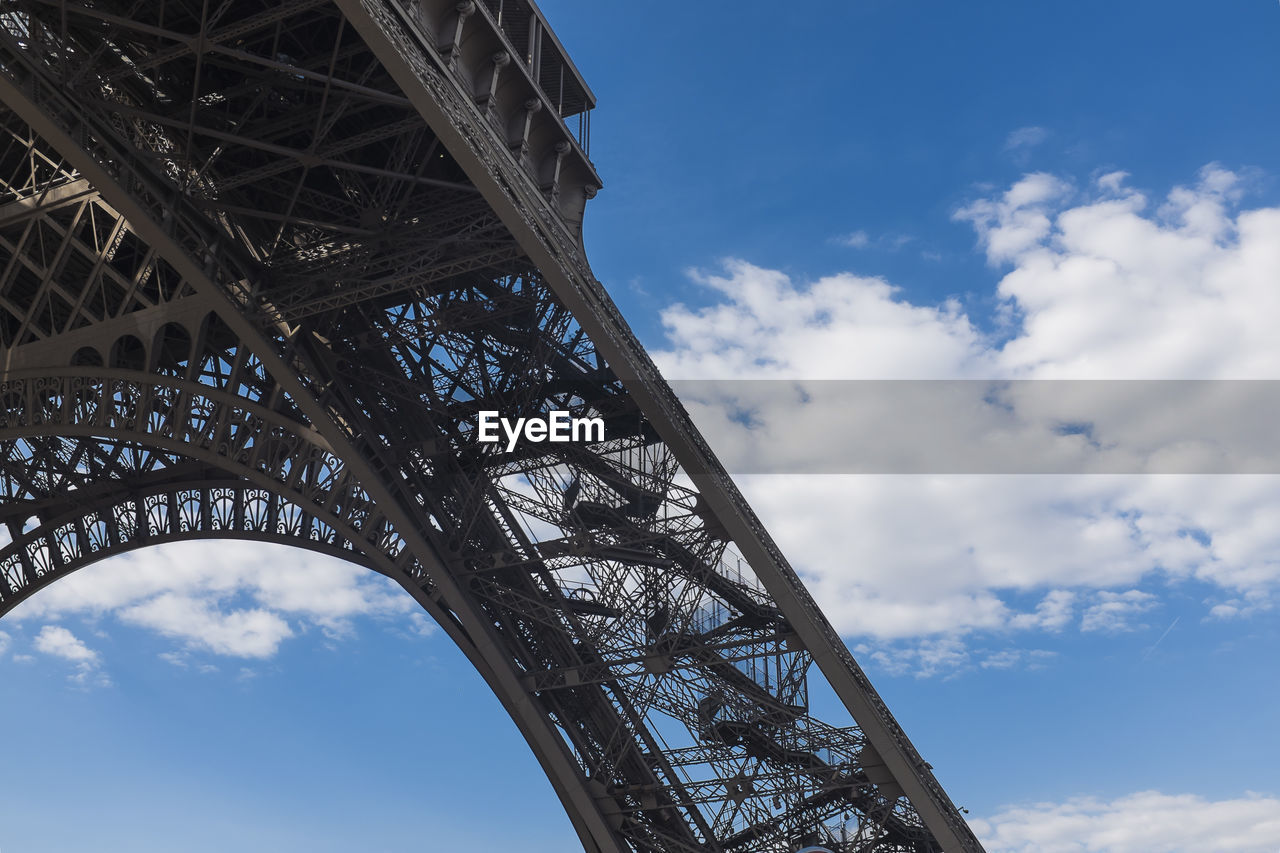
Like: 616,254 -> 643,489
0,1 -> 985,850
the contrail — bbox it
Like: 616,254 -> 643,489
1141,616 -> 1181,662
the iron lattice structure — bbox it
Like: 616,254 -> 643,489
0,1 -> 985,851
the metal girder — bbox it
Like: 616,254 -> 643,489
83,99 -> 472,191
0,22 -> 636,851
331,1 -> 983,848
0,1 -> 985,851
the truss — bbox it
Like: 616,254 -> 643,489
0,1 -> 984,851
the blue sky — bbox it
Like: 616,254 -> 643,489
5,3 -> 1280,851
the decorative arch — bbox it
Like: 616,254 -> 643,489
0,470 -> 387,616
0,368 -> 426,616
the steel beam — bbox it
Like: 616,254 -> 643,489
0,1 -> 985,849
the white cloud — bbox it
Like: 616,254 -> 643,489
836,230 -> 914,251
34,624 -> 109,686
1008,590 -> 1076,632
1207,594 -> 1271,621
979,648 -> 1055,670
1005,126 -> 1049,152
973,790 -> 1280,853
659,261 -> 991,380
854,637 -> 1055,678
840,229 -> 870,248
1080,590 -> 1157,633
120,593 -> 293,658
10,541 -> 432,660
652,165 -> 1280,655
955,172 -> 1073,265
0,629 -> 9,657
725,473 -> 1245,642
975,165 -> 1280,380
408,612 -> 439,638
34,624 -> 98,663
854,635 -> 970,678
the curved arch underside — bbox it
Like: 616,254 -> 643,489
0,368 -> 421,606
0,462 -> 384,615
0,2 -> 984,851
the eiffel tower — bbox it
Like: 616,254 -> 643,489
0,2 -> 984,850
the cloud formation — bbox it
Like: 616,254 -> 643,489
973,790 -> 1280,853
1004,125 -> 1049,153
11,541 -> 423,661
654,165 -> 1280,663
34,624 -> 98,663
837,230 -> 914,251
33,624 -> 108,686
